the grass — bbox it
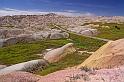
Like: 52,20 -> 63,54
69,33 -> 105,51
37,52 -> 91,76
97,23 -> 124,40
0,24 -> 15,28
1,22 -> 123,76
0,32 -> 105,75
36,33 -> 105,75
83,22 -> 124,40
0,39 -> 70,65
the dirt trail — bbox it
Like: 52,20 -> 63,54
53,24 -> 112,42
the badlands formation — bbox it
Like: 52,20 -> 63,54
1,39 -> 124,82
0,43 -> 76,75
78,39 -> 124,69
1,14 -> 124,82
1,14 -> 124,47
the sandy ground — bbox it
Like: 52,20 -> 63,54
38,66 -> 124,82
78,39 -> 124,69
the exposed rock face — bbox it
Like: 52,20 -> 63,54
0,15 -> 124,32
0,28 -> 24,39
67,26 -> 98,36
80,29 -> 98,36
0,34 -> 35,47
0,65 -> 7,70
43,43 -> 76,63
0,72 -> 41,82
0,28 -> 69,47
0,39 -> 5,47
4,37 -> 18,46
32,31 -> 51,39
78,39 -> 124,69
16,34 -> 35,43
1,66 -> 124,82
50,32 -> 69,39
0,59 -> 48,75
38,66 -> 124,82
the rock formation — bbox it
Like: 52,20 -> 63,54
0,30 -> 69,47
0,59 -> 48,75
38,66 -> 124,82
0,72 -> 41,82
1,66 -> 124,82
0,65 -> 7,70
44,43 -> 76,63
50,32 -> 69,39
67,26 -> 98,36
0,43 -> 76,75
78,39 -> 124,69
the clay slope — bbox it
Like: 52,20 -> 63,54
0,72 -> 41,82
78,38 -> 124,69
1,66 -> 124,82
38,66 -> 124,82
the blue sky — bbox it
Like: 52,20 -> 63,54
0,0 -> 124,16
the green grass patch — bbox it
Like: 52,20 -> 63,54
36,33 -> 105,75
69,33 -> 105,51
37,52 -> 91,76
83,22 -> 124,40
0,33 -> 105,75
97,23 -> 124,40
0,39 -> 70,65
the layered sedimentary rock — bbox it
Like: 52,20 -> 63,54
0,59 -> 48,75
78,39 -> 124,69
50,32 -> 69,39
38,66 -> 124,82
0,30 -> 69,47
0,72 -> 41,82
0,28 -> 25,39
67,26 -> 98,36
44,43 -> 76,63
0,65 -> 6,70
1,66 -> 124,82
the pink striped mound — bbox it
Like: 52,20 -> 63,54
0,71 -> 41,82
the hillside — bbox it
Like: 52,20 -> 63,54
0,14 -> 124,82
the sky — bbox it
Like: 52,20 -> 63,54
0,0 -> 124,16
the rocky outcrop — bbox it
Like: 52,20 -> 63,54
78,39 -> 124,69
0,43 -> 75,75
0,65 -> 7,70
0,15 -> 124,32
0,72 -> 41,82
38,66 -> 124,82
0,28 -> 25,39
0,34 -> 35,47
4,37 -> 18,46
0,30 -> 69,47
80,29 -> 98,36
67,26 -> 98,36
0,39 -> 5,47
16,34 -> 35,43
50,32 -> 69,39
1,66 -> 124,82
0,59 -> 48,75
43,43 -> 76,63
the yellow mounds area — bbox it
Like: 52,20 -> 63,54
78,39 -> 124,69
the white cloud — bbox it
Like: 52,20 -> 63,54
64,10 -> 77,13
0,8 -> 95,17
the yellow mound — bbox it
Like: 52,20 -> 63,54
78,39 -> 124,69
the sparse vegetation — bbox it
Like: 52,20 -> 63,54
0,24 -> 15,28
83,22 -> 124,40
36,52 -> 91,76
0,33 -> 105,75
